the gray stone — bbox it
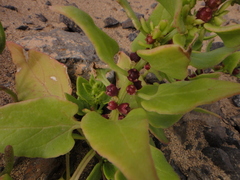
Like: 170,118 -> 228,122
232,95 -> 240,107
16,29 -> 106,80
103,17 -> 119,28
203,126 -> 227,147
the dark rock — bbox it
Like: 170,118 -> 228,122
188,166 -> 211,180
35,14 -> 48,22
128,32 -> 137,41
45,1 -> 52,6
173,121 -> 188,144
185,144 -> 193,150
210,42 -> 224,51
103,17 -> 119,28
220,147 -> 240,179
151,3 -> 158,9
122,13 -> 144,29
203,126 -> 227,147
16,25 -> 29,30
2,5 -> 18,12
232,95 -> 240,107
32,26 -> 44,30
202,147 -> 234,173
59,3 -> 82,33
16,29 -> 104,80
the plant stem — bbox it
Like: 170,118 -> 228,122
66,153 -> 70,180
0,86 -> 18,102
70,149 -> 96,180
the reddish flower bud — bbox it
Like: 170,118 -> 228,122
205,0 -> 221,10
144,63 -> 151,70
118,103 -> 131,115
127,68 -> 140,82
106,84 -> 119,97
145,34 -> 155,44
130,52 -> 141,62
196,7 -> 213,23
107,101 -> 118,110
133,80 -> 142,90
126,85 -> 137,95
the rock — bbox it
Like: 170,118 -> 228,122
16,29 -> 105,80
32,26 -> 44,30
35,13 -> 48,22
16,25 -> 29,30
45,1 -> 52,6
210,42 -> 224,51
59,3 -> 82,33
203,126 -> 227,147
202,147 -> 234,174
173,121 -> 188,144
2,5 -> 18,12
151,3 -> 158,9
232,95 -> 240,107
122,13 -> 144,29
128,32 -> 138,41
103,17 -> 119,27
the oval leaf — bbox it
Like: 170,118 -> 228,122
7,42 -> 71,101
204,23 -> 240,48
138,78 -> 240,114
137,45 -> 190,80
0,97 -> 79,158
50,6 -> 126,76
81,109 -> 159,180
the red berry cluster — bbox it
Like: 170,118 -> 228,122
196,0 -> 222,23
106,84 -> 119,97
126,69 -> 142,95
104,101 -> 131,120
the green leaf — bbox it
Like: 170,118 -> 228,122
0,97 -> 79,158
137,45 -> 190,80
147,111 -> 183,128
86,162 -> 102,180
204,23 -> 240,48
190,46 -> 239,69
0,21 -> 6,54
81,109 -> 159,180
149,125 -> 169,144
114,170 -> 127,180
7,42 -> 71,101
151,146 -> 180,180
51,6 -> 126,76
138,78 -> 240,114
222,51 -> 240,74
103,161 -> 117,180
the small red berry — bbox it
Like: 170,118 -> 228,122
144,63 -> 151,70
106,84 -> 119,97
145,34 -> 155,44
196,7 -> 213,23
133,80 -> 142,90
118,115 -> 125,120
118,103 -> 131,115
232,68 -> 240,76
205,0 -> 221,10
126,85 -> 137,95
130,52 -> 141,62
107,101 -> 118,110
127,69 -> 140,82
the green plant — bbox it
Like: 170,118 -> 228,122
1,0 -> 240,179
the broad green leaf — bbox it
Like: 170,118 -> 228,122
7,42 -> 71,101
81,109 -> 159,180
149,125 -> 169,144
138,78 -> 240,114
0,97 -> 79,158
86,162 -> 102,180
51,6 -> 126,76
151,146 -> 180,180
147,111 -> 183,128
204,23 -> 240,48
115,170 -> 127,180
222,51 -> 240,74
137,45 -> 190,80
0,21 -> 5,54
190,46 -> 239,69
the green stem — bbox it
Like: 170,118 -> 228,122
72,133 -> 86,140
66,153 -> 70,180
0,86 -> 18,102
70,149 -> 96,180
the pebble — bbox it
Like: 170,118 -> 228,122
2,5 -> 18,12
35,14 -> 48,22
232,95 -> 240,107
16,25 -> 29,30
103,17 -> 119,28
